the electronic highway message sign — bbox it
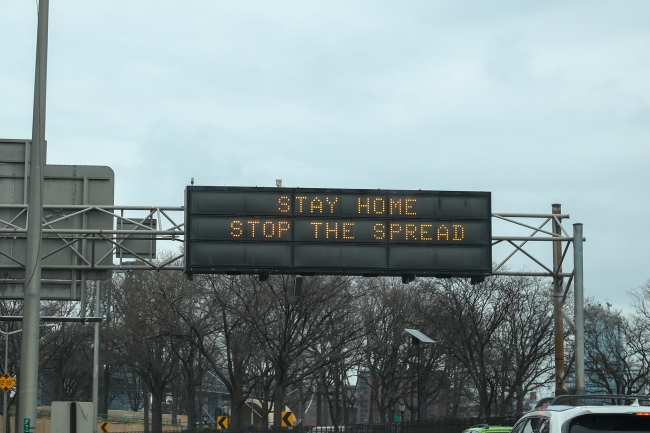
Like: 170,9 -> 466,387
184,186 -> 491,277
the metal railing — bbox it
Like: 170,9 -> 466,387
160,418 -> 520,433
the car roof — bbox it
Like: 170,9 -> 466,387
522,404 -> 650,425
537,394 -> 650,409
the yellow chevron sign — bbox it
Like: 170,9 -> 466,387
217,416 -> 229,430
281,411 -> 294,427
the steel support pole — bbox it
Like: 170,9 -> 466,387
92,281 -> 100,433
80,272 -> 87,318
552,204 -> 567,396
80,178 -> 89,319
573,223 -> 585,395
19,0 -> 49,428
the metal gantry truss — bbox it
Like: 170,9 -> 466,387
0,204 -> 185,273
1,205 -> 580,276
0,203 -> 586,395
492,210 -> 574,277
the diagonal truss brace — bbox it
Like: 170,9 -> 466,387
492,212 -> 576,277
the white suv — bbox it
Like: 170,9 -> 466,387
511,395 -> 650,433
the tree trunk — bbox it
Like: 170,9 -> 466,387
186,376 -> 196,433
198,386 -> 205,431
102,365 -> 111,414
273,379 -> 284,429
515,386 -> 524,416
316,391 -> 323,425
152,388 -> 163,433
230,387 -> 245,429
367,387 -> 373,424
143,383 -> 149,433
172,376 -> 178,427
299,388 -> 305,427
198,354 -> 204,430
342,382 -> 348,426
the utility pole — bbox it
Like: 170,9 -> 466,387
19,0 -> 49,430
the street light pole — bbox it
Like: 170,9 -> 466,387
404,329 -> 433,421
414,337 -> 420,420
21,0 -> 50,429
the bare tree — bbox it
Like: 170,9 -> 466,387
497,277 -> 554,415
584,301 -> 650,394
113,268 -> 179,432
357,278 -> 412,423
97,278 -> 129,415
39,322 -> 93,401
39,301 -> 93,402
317,291 -> 365,427
228,275 -> 362,428
425,276 -> 554,416
170,274 -> 261,429
156,270 -> 217,432
630,279 -> 650,319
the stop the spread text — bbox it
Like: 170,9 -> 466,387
226,219 -> 469,242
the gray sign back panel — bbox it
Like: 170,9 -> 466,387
116,217 -> 157,259
0,140 -> 115,283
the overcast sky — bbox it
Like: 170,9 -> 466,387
1,1 -> 649,308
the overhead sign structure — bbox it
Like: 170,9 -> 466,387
0,372 -> 16,392
185,187 -> 491,277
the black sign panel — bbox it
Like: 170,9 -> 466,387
184,186 -> 492,277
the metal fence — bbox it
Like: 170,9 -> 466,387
345,417 -> 519,433
127,417 -> 521,433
